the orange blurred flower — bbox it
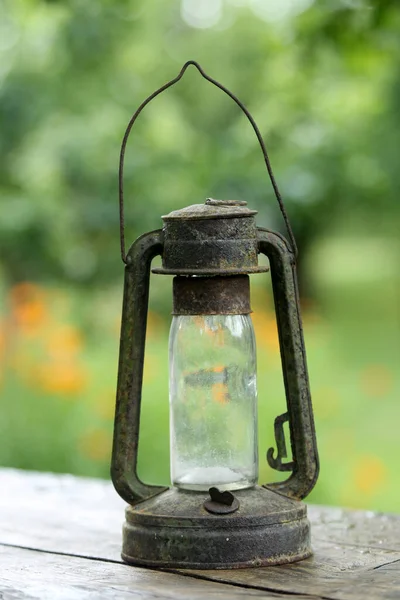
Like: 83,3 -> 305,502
9,282 -> 49,334
212,382 -> 229,404
0,321 -> 5,364
147,311 -> 165,340
33,362 -> 87,396
252,311 -> 280,353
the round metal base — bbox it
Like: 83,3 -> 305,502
122,486 -> 311,569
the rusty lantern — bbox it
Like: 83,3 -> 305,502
111,62 -> 319,569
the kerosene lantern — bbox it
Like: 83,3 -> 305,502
111,61 -> 319,569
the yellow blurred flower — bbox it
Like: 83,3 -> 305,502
143,354 -> 160,383
354,455 -> 388,495
46,325 -> 83,359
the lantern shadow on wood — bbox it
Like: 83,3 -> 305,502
111,61 -> 319,569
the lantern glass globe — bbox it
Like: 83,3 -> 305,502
169,313 -> 258,491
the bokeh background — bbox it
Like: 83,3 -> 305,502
0,0 -> 399,512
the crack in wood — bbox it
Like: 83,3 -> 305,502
373,558 -> 400,571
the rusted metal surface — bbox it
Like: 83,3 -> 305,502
267,412 -> 294,472
122,486 -> 310,569
206,198 -> 247,207
258,228 -> 319,500
172,275 -> 251,315
164,198 -> 258,219
153,201 -> 267,277
111,229 -> 168,505
111,202 -> 319,567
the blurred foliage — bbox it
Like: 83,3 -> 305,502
0,0 -> 399,512
1,0 -> 400,287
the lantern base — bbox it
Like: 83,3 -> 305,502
121,485 -> 311,569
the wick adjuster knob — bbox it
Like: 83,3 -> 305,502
203,487 -> 240,515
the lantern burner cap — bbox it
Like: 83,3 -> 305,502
205,198 -> 247,207
203,487 -> 240,515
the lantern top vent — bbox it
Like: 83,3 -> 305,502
153,197 -> 267,276
162,198 -> 257,222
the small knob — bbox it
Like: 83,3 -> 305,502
203,487 -> 240,515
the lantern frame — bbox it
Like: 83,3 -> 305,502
111,62 -> 319,569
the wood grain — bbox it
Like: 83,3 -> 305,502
0,468 -> 124,561
309,505 -> 400,552
0,545 -> 284,600
184,508 -> 400,599
1,468 -> 400,600
186,544 -> 400,600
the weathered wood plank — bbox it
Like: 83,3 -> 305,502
0,545 -> 285,600
0,468 -> 124,561
186,546 -> 400,600
184,508 -> 400,599
2,469 -> 400,559
1,468 -> 400,600
309,505 -> 400,552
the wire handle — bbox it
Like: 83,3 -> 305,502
118,60 -> 297,263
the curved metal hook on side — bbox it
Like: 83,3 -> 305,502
118,60 -> 298,264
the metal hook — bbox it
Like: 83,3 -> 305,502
118,60 -> 297,264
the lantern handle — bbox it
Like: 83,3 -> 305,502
118,60 -> 297,264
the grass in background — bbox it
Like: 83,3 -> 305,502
0,235 -> 399,513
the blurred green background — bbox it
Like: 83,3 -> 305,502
0,0 -> 399,512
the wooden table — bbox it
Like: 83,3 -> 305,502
1,468 -> 399,599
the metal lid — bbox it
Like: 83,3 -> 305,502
152,197 -> 267,276
161,198 -> 257,221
